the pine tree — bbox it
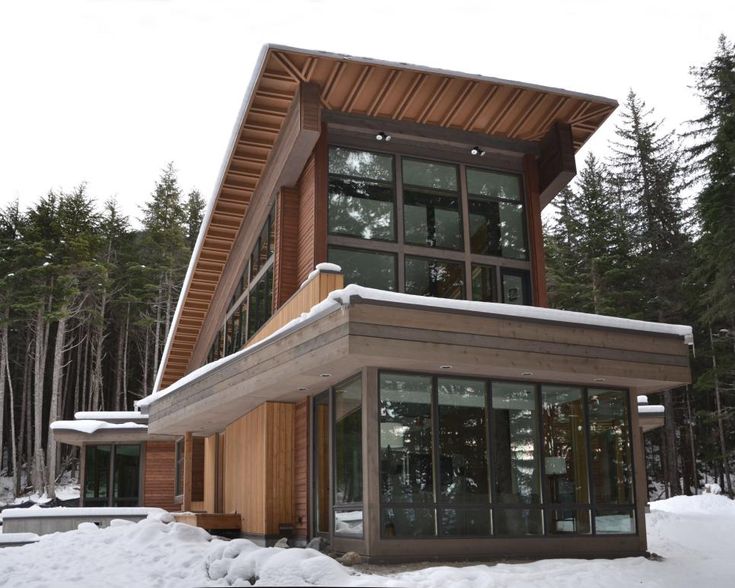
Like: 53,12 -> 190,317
184,189 -> 205,251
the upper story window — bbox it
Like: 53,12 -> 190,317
327,145 -> 532,304
207,207 -> 275,364
328,147 -> 395,241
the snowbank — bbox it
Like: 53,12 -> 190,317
49,419 -> 147,434
2,496 -> 735,586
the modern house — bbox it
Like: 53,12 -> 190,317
51,45 -> 693,562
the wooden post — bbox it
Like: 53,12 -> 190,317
523,154 -> 548,307
183,432 -> 193,512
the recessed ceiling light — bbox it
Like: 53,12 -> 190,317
375,131 -> 391,142
470,146 -> 486,156
320,373 -> 332,378
521,371 -> 533,376
440,365 -> 452,370
298,386 -> 309,392
593,377 -> 606,383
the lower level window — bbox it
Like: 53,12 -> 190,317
85,444 -> 141,507
378,372 -> 636,538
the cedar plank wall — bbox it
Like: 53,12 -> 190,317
222,402 -> 295,538
296,130 -> 328,285
293,399 -> 309,541
143,441 -> 180,512
274,187 -> 301,307
296,154 -> 317,285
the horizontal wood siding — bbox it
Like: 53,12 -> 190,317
293,399 -> 309,541
143,441 -> 180,512
275,187 -> 301,309
297,154 -> 317,284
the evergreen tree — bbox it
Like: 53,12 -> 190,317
184,189 -> 205,251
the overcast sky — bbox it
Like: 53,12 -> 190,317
1,0 -> 732,226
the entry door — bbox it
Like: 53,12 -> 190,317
312,392 -> 330,536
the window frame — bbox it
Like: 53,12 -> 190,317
376,369 -> 638,540
326,142 -> 532,301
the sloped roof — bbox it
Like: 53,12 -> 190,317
154,45 -> 617,391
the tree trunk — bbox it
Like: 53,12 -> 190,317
114,320 -> 124,411
46,316 -> 67,499
5,331 -> 20,496
32,307 -> 48,495
90,290 -> 107,412
0,313 -> 7,474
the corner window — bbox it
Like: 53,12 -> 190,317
328,246 -> 396,291
334,376 -> 363,537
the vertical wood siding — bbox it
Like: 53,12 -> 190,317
143,441 -> 180,512
274,187 -> 301,308
293,399 -> 309,540
297,155 -> 317,284
523,153 -> 548,307
222,402 -> 295,537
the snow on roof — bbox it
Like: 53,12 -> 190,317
1,507 -> 163,519
138,284 -> 693,410
50,420 -> 148,434
637,395 -> 649,404
0,533 -> 40,543
74,411 -> 148,421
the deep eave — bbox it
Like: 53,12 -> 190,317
154,45 -> 618,392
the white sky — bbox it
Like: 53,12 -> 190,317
1,0 -> 732,226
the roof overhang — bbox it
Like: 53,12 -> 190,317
147,287 -> 690,436
153,45 -> 618,394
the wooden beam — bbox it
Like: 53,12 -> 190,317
187,81 -> 323,373
523,154 -> 548,308
537,121 -> 577,208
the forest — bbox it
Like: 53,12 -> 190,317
0,36 -> 733,503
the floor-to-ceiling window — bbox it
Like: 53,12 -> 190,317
377,372 -> 636,538
326,145 -> 532,305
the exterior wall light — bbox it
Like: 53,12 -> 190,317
375,132 -> 391,142
470,146 -> 485,156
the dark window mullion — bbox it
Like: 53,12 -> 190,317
537,384 -> 548,535
583,388 -> 596,534
431,374 -> 440,537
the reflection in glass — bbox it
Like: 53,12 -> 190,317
328,178 -> 395,241
437,378 -> 488,504
439,508 -> 490,536
334,510 -> 364,537
493,508 -> 543,536
548,508 -> 591,535
84,445 -> 111,507
247,267 -> 273,339
542,386 -> 591,533
466,168 -> 521,201
328,247 -> 396,291
588,389 -> 633,505
471,264 -> 496,302
595,508 -> 636,534
492,383 -> 541,505
501,269 -> 530,305
314,393 -> 330,534
382,507 -> 436,538
334,377 -> 362,506
113,445 -> 141,507
380,373 -> 434,505
329,147 -> 395,241
404,256 -> 465,299
403,159 -> 462,251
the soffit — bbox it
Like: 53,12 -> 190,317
156,45 -> 617,390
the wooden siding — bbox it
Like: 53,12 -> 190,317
192,437 -> 205,502
293,399 -> 309,540
297,154 -> 317,284
524,153 -> 548,307
246,264 -> 343,348
274,187 -> 301,308
143,441 -> 179,512
222,402 -> 295,537
203,434 -> 218,513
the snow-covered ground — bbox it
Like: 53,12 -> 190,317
0,473 -> 79,509
1,495 -> 734,587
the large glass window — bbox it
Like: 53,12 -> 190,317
403,159 -> 462,251
471,264 -> 496,302
466,168 -> 527,260
328,246 -> 396,291
85,444 -> 141,507
501,268 -> 531,305
334,377 -> 363,537
247,266 -> 273,339
542,385 -> 591,534
328,147 -> 395,241
376,371 -> 636,539
404,256 -> 465,299
313,393 -> 330,535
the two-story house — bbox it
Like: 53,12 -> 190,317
52,45 -> 692,562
